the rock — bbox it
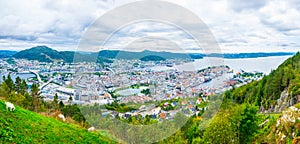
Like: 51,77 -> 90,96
267,89 -> 291,113
276,120 -> 280,127
281,134 -> 286,141
260,105 -> 265,113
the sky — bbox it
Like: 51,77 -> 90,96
0,0 -> 299,53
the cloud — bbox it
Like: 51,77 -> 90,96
99,21 -> 201,53
0,35 -> 38,41
258,1 -> 300,36
227,0 -> 267,12
0,0 -> 111,51
0,0 -> 299,53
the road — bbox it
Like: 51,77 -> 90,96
29,70 -> 53,90
29,70 -> 43,83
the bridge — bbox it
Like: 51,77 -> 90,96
29,70 -> 43,84
39,78 -> 54,90
24,70 -> 53,90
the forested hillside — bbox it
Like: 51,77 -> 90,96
226,52 -> 300,112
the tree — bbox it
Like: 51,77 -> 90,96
141,89 -> 151,95
192,137 -> 204,144
19,80 -> 28,95
23,92 -> 31,109
62,104 -> 85,123
4,75 -> 14,93
52,93 -> 59,109
203,111 -> 237,144
68,96 -> 73,103
162,130 -> 188,144
233,104 -> 259,143
7,92 -> 25,105
15,76 -> 22,93
186,122 -> 203,143
0,82 -> 10,99
30,83 -> 42,112
59,101 -> 65,110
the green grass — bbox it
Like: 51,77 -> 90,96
0,100 -> 116,143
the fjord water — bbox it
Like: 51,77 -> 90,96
152,56 -> 292,74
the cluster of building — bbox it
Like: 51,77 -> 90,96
0,58 -> 263,120
103,97 -> 209,121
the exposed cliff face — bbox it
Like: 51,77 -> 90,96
261,89 -> 300,113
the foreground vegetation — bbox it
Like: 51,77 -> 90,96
0,74 -> 116,143
0,100 -> 114,143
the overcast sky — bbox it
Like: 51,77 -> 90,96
0,0 -> 300,53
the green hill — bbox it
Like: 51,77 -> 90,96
13,46 -> 112,63
0,100 -> 114,143
13,46 -> 64,62
140,55 -> 166,61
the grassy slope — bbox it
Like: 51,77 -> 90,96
0,100 -> 115,143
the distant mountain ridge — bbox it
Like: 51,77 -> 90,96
97,49 -> 202,60
13,46 -> 95,63
0,50 -> 17,58
206,52 -> 295,59
12,46 -> 204,63
10,46 -> 296,63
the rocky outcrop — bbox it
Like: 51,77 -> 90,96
274,90 -> 290,112
263,89 -> 298,113
264,105 -> 300,143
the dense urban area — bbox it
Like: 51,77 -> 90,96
0,55 -> 264,121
